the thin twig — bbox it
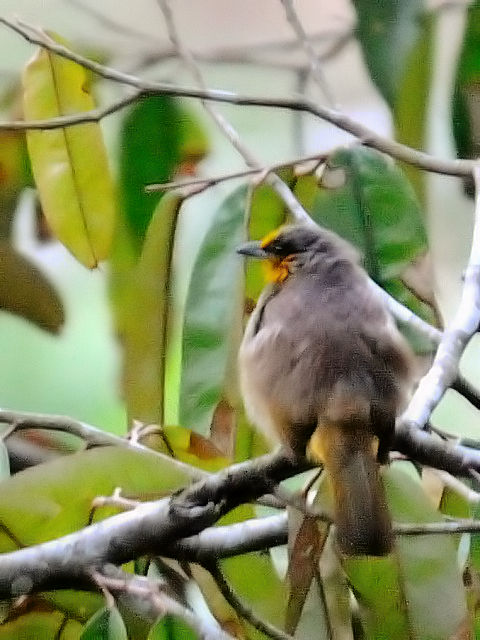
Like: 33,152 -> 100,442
279,0 -> 336,106
0,16 -> 475,177
451,375 -> 480,411
394,520 -> 480,535
145,152 -> 328,193
400,164 -> 480,431
66,0 -> 160,46
0,90 -> 142,130
429,469 -> 480,504
208,563 -> 294,640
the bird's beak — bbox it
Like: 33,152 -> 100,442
236,240 -> 269,258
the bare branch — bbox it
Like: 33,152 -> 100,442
0,408 -> 204,479
0,16 -> 475,177
145,153 -> 329,193
400,165 -> 480,431
95,568 -> 235,640
279,0 -> 336,106
65,0 -> 160,46
0,90 -> 142,131
207,563 -> 294,640
395,519 -> 480,535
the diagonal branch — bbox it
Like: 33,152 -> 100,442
0,16 -> 475,177
0,90 -> 143,131
399,165 -> 480,431
279,0 -> 336,106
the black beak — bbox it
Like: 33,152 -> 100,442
236,240 -> 268,258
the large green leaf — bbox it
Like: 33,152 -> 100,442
0,446 -> 194,549
119,96 -> 208,250
344,463 -> 469,640
295,146 -> 437,341
352,0 -> 423,105
22,39 -> 115,268
179,187 -> 247,436
122,194 -> 183,425
80,606 -> 127,640
394,13 -> 434,203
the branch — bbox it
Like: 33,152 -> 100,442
95,568 -> 236,640
0,90 -> 142,131
0,408 -> 204,480
399,165 -> 480,431
0,16 -> 475,178
279,0 -> 335,106
144,153 -> 328,193
207,563 -> 294,640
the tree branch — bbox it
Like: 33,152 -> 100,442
94,568 -> 236,640
0,408 -> 204,480
279,0 -> 336,106
207,563 -> 294,640
399,165 -> 480,431
0,90 -> 142,131
0,16 -> 475,177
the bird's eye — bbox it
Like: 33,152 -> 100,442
266,242 -> 284,255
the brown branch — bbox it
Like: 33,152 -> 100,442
145,152 -> 328,193
0,90 -> 143,131
279,0 -> 336,106
207,563 -> 294,640
0,16 -> 474,177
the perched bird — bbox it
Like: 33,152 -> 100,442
237,224 -> 414,555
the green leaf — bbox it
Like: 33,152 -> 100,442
351,0 -> 423,105
0,446 -> 195,549
307,147 -> 426,281
80,606 -> 127,640
119,97 -> 208,249
148,615 -> 198,640
297,147 -> 437,343
344,463 -> 469,640
0,241 -> 64,333
453,1 -> 480,195
245,182 -> 287,302
22,38 -> 115,268
394,13 -> 434,203
122,194 -> 183,424
180,187 -> 247,435
0,610 -> 68,639
0,128 -> 31,239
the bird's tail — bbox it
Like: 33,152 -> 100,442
309,420 -> 393,556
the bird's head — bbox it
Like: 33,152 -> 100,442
236,224 -> 359,283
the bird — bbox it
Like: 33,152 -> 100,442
237,223 -> 415,555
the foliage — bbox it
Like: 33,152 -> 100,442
0,1 -> 479,639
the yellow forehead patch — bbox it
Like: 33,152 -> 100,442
260,227 -> 282,249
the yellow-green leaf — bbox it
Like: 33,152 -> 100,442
123,194 -> 184,424
22,41 -> 115,268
